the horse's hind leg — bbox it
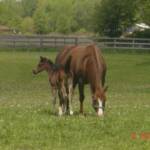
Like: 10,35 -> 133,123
58,91 -> 64,116
78,80 -> 85,114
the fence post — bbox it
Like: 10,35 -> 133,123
54,37 -> 57,49
132,39 -> 135,48
13,38 -> 16,49
64,37 -> 66,46
75,37 -> 78,45
114,38 -> 116,48
40,36 -> 43,49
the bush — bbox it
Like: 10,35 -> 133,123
130,29 -> 150,38
21,17 -> 35,34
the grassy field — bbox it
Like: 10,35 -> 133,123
0,51 -> 150,150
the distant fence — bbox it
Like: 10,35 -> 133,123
95,37 -> 150,49
0,35 -> 93,49
0,35 -> 150,50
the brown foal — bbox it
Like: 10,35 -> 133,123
33,56 -> 73,116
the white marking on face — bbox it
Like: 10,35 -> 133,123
97,99 -> 103,116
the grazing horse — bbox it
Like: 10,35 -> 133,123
33,56 -> 73,116
56,44 -> 107,116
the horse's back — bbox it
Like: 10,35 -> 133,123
56,44 -> 106,85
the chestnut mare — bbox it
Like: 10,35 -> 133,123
56,44 -> 107,116
33,56 -> 73,116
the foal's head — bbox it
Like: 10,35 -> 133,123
33,56 -> 53,74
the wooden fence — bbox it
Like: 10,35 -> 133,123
0,35 -> 150,49
95,37 -> 150,49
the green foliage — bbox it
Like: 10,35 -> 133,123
46,0 -> 76,33
138,0 -> 150,25
73,0 -> 99,32
21,17 -> 34,34
130,29 -> 150,38
95,0 -> 138,37
0,0 -> 149,36
0,0 -> 99,34
0,0 -> 22,31
33,8 -> 48,34
21,0 -> 38,17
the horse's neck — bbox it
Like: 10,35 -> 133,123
90,81 -> 103,94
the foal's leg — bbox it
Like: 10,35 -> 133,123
51,88 -> 57,106
60,80 -> 68,114
78,81 -> 85,114
58,91 -> 64,116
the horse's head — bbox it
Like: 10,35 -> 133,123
92,86 -> 108,116
33,56 -> 53,74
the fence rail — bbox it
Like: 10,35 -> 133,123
0,35 -> 150,49
95,37 -> 150,49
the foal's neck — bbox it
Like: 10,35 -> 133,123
46,63 -> 54,77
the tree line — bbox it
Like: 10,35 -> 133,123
0,0 -> 149,37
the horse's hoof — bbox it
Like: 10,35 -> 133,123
70,110 -> 74,115
97,112 -> 104,117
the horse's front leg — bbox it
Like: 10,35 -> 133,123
78,79 -> 85,114
68,77 -> 74,115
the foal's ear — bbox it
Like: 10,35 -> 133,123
40,56 -> 46,61
104,86 -> 108,92
64,56 -> 72,74
40,56 -> 44,60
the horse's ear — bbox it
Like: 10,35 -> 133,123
104,86 -> 108,92
64,56 -> 72,74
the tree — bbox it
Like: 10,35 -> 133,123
46,0 -> 76,33
33,0 -> 77,34
33,9 -> 49,34
21,0 -> 38,17
95,0 -> 138,37
21,17 -> 34,33
138,0 -> 150,25
0,0 -> 22,31
73,0 -> 99,32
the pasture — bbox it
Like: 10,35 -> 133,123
0,51 -> 150,150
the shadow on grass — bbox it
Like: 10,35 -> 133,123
136,60 -> 150,66
38,108 -> 98,118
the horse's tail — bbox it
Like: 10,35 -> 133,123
64,56 -> 72,74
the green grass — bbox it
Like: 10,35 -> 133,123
0,51 -> 150,150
